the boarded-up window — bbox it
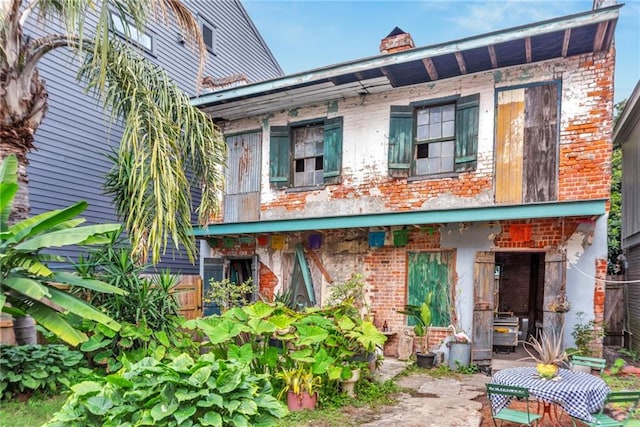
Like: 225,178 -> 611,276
388,94 -> 479,178
269,117 -> 343,188
495,83 -> 559,204
407,251 -> 455,327
224,131 -> 261,222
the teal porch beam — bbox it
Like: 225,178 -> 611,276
193,199 -> 606,237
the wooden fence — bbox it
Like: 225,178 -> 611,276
604,280 -> 624,346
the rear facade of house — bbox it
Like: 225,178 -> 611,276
23,0 -> 283,273
193,5 -> 619,368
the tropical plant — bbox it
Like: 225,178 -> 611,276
44,353 -> 288,426
276,364 -> 323,399
0,344 -> 90,399
1,0 -> 226,266
571,311 -> 605,357
398,292 -> 433,354
205,278 -> 256,313
521,327 -> 568,367
0,155 -> 124,346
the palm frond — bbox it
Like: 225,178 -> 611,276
79,38 -> 225,265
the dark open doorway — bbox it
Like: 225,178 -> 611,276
493,252 -> 545,358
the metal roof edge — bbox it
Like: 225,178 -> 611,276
193,199 -> 607,236
190,5 -> 621,108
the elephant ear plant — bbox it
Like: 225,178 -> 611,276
0,155 -> 125,346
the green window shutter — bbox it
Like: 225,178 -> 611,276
323,117 -> 343,183
269,126 -> 290,188
388,106 -> 413,177
455,94 -> 480,172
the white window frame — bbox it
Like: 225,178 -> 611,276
109,11 -> 153,53
200,16 -> 217,54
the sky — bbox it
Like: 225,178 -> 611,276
242,0 -> 640,104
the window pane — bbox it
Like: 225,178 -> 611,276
315,156 -> 323,170
202,26 -> 213,49
441,157 -> 454,172
443,104 -> 455,121
417,124 -> 429,140
442,140 -> 455,157
305,141 -> 315,157
442,120 -> 455,138
430,107 -> 442,123
428,157 -> 441,173
429,123 -> 441,139
316,141 -> 323,155
430,142 -> 441,157
417,110 -> 429,126
314,170 -> 323,184
416,158 -> 429,175
294,142 -> 304,158
295,159 -> 304,173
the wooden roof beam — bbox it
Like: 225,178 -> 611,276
525,37 -> 532,63
562,28 -> 571,57
455,52 -> 468,74
422,58 -> 439,80
488,45 -> 498,68
593,21 -> 608,51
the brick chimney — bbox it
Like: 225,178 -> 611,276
380,27 -> 415,54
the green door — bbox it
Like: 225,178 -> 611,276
407,251 -> 453,327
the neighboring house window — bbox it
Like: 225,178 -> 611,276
269,117 -> 343,189
388,94 -> 480,178
495,82 -> 559,204
200,17 -> 217,54
109,11 -> 153,52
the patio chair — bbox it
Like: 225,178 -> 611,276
486,383 -> 542,426
571,390 -> 640,427
571,356 -> 606,375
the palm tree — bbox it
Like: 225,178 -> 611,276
1,0 -> 226,265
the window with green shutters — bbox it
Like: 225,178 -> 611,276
269,117 -> 343,189
388,94 -> 479,178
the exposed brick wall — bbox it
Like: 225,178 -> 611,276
259,262 -> 278,302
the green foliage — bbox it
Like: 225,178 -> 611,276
608,99 -> 626,274
45,353 -> 288,427
276,365 -> 322,398
619,348 -> 640,362
0,344 -> 89,399
326,274 -> 368,316
204,278 -> 256,313
184,301 -> 387,399
71,233 -> 197,370
610,358 -> 626,375
398,292 -> 433,352
353,379 -> 399,406
571,311 -> 605,357
0,155 -> 124,346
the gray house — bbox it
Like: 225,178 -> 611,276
24,0 -> 283,273
613,80 -> 640,350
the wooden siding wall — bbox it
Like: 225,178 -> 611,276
23,0 -> 282,273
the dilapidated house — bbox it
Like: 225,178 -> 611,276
191,4 -> 619,368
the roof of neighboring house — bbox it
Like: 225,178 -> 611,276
613,80 -> 640,145
191,5 -> 620,121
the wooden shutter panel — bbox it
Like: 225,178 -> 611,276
455,94 -> 480,172
269,126 -> 290,188
323,117 -> 343,184
388,106 -> 413,177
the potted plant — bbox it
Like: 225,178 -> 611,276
276,364 -> 322,411
399,292 -> 436,368
521,326 -> 567,379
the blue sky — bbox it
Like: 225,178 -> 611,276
243,0 -> 640,104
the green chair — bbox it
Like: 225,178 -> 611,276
571,356 -> 606,375
571,390 -> 640,427
486,383 -> 542,426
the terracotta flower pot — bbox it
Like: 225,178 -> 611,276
287,391 -> 318,411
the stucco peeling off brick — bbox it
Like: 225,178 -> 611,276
563,220 -> 596,266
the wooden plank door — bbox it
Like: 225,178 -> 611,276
495,89 -> 524,204
543,251 -> 565,338
473,251 -> 495,367
407,252 -> 453,327
173,275 -> 202,320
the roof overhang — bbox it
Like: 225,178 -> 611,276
613,80 -> 640,145
192,6 -> 620,121
193,199 -> 606,237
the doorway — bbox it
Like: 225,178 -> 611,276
202,256 -> 259,316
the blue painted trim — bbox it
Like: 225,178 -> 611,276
193,199 -> 606,236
